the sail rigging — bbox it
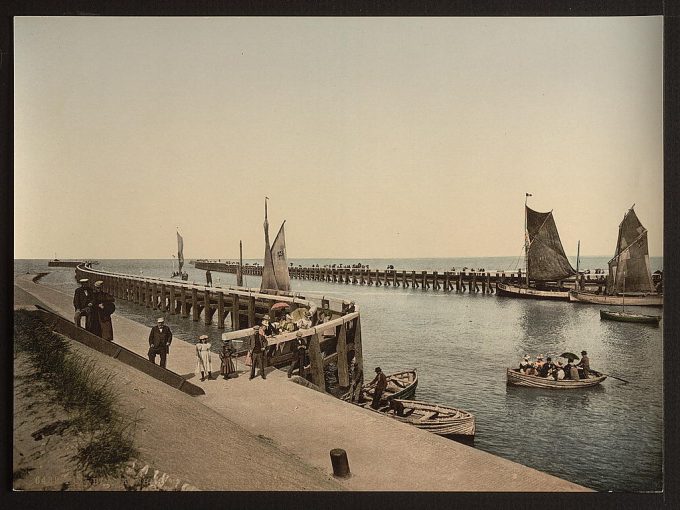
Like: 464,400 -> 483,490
177,231 -> 184,274
260,198 -> 279,291
271,221 -> 291,291
526,206 -> 576,281
607,206 -> 654,294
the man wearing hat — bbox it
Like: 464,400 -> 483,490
87,280 -> 116,340
577,350 -> 591,379
368,367 -> 388,409
249,325 -> 267,380
73,278 -> 92,328
148,317 -> 173,368
287,331 -> 308,379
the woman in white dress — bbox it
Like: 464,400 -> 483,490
195,334 -> 212,381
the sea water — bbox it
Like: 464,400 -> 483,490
13,257 -> 663,491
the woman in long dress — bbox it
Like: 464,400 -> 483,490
195,334 -> 212,381
219,338 -> 236,379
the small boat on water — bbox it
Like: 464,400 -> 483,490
506,368 -> 607,389
570,205 -> 662,307
600,309 -> 661,325
496,195 -> 577,301
356,399 -> 476,441
342,369 -> 418,402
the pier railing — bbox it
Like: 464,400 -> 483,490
74,265 -> 363,391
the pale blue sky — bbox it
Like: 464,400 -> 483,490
14,16 -> 663,259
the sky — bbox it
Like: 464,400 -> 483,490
14,16 -> 663,260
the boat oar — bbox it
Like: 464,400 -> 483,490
597,371 -> 630,384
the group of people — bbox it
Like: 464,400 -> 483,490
518,351 -> 591,380
73,278 -> 116,341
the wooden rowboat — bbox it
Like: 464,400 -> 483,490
342,369 -> 417,402
569,290 -> 663,307
600,309 -> 661,325
506,368 -> 606,389
355,399 -> 476,440
390,399 -> 475,439
496,282 -> 570,301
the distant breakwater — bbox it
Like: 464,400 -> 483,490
193,261 -> 608,293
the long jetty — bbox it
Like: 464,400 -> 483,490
194,261 -> 608,294
74,264 -> 363,390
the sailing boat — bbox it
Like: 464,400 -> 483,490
570,205 -> 662,307
260,198 -> 291,292
172,229 -> 188,280
496,195 -> 576,301
600,270 -> 661,324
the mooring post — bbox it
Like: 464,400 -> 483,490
337,321 -> 349,388
308,331 -> 326,390
204,290 -> 211,325
248,295 -> 256,327
231,294 -> 239,329
330,449 -> 351,478
217,292 -> 225,329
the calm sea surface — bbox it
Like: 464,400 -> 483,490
14,257 -> 663,491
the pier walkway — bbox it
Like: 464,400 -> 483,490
194,261 -> 608,294
14,273 -> 590,491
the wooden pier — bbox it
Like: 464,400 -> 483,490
193,261 -> 609,294
74,265 -> 363,392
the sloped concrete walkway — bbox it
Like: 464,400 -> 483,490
14,273 -> 590,491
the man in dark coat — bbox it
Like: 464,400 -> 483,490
577,350 -> 591,379
287,331 -> 308,378
73,278 -> 91,328
148,317 -> 173,368
249,326 -> 267,380
368,367 -> 388,409
88,280 -> 116,341
206,270 -> 213,287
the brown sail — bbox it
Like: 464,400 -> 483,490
607,207 -> 654,294
526,206 -> 576,281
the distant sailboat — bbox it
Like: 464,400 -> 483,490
496,195 -> 576,300
172,229 -> 188,280
260,198 -> 291,292
570,205 -> 662,307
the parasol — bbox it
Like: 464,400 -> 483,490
270,302 -> 291,311
559,352 -> 580,362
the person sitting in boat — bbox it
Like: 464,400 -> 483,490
538,356 -> 554,378
551,361 -> 565,380
532,355 -> 545,375
563,360 -> 574,379
261,315 -> 278,337
387,397 -> 405,417
577,351 -> 591,379
519,355 -> 532,374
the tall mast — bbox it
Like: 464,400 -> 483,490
622,270 -> 626,313
237,240 -> 243,286
576,240 -> 580,291
525,193 -> 531,287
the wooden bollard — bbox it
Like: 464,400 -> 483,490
330,448 -> 351,478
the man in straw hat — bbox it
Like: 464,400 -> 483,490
148,317 -> 173,368
73,278 -> 92,328
249,325 -> 267,380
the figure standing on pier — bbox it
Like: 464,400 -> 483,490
73,278 -> 91,328
196,335 -> 213,381
87,280 -> 116,341
287,331 -> 308,379
206,270 -> 213,287
249,326 -> 267,380
219,337 -> 236,379
148,317 -> 172,368
368,367 -> 388,409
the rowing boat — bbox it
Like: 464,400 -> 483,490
600,310 -> 661,325
355,399 -> 476,440
506,368 -> 606,389
342,369 -> 417,402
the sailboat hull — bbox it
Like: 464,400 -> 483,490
569,291 -> 663,307
496,282 -> 570,301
